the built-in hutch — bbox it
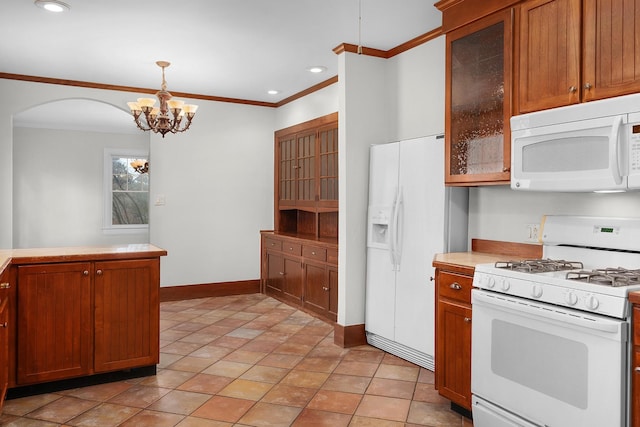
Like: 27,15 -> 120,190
260,112 -> 338,322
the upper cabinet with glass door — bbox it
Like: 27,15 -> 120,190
443,8 -> 513,186
517,0 -> 640,113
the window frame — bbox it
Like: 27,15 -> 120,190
103,148 -> 150,234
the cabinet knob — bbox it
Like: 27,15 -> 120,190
322,286 -> 329,291
83,270 -> 89,276
464,317 -> 472,323
0,282 -> 10,289
0,322 -> 6,328
311,251 -> 316,255
635,367 -> 640,372
96,270 -> 103,276
502,167 -> 511,173
279,272 -> 285,276
429,276 -> 434,282
449,283 -> 462,290
584,83 -> 593,90
569,85 -> 577,93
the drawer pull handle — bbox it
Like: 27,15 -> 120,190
464,317 -> 472,323
0,283 -> 10,290
450,283 -> 462,290
271,243 -> 276,246
289,247 -> 294,251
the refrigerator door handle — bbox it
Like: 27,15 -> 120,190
394,187 -> 404,270
390,189 -> 401,271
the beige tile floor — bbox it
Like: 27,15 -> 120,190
0,293 -> 473,426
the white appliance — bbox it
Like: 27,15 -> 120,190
365,135 -> 468,370
471,215 -> 640,427
511,92 -> 640,192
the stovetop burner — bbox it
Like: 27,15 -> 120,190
566,268 -> 640,287
495,259 -> 583,273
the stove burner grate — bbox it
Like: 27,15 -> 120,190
566,268 -> 640,287
495,259 -> 583,273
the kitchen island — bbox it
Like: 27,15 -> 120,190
0,244 -> 167,411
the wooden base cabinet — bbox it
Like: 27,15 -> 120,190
435,269 -> 474,411
16,258 -> 160,386
261,232 -> 337,322
0,269 -> 11,413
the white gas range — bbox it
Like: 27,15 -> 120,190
470,215 -> 640,427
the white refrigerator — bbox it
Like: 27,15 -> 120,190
365,135 -> 468,370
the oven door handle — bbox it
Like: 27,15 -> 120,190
472,290 -> 624,335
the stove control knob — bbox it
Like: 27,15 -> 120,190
565,291 -> 578,306
500,279 -> 510,291
531,284 -> 543,298
585,295 -> 600,310
486,276 -> 496,289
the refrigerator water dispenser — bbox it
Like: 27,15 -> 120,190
367,207 -> 391,249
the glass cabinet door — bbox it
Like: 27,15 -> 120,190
318,125 -> 338,207
445,9 -> 512,185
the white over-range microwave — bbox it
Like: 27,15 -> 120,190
511,92 -> 640,192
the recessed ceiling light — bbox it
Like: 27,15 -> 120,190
307,66 -> 327,74
34,0 -> 70,12
267,90 -> 280,95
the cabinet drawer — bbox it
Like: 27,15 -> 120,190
303,245 -> 327,262
282,242 -> 302,256
438,271 -> 473,304
264,237 -> 283,251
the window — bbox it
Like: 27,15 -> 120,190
104,149 -> 149,232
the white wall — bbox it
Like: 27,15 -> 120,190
275,84 -> 339,130
0,78 -> 275,289
469,186 -> 640,243
13,127 -> 149,248
335,37 -> 447,326
149,101 -> 275,286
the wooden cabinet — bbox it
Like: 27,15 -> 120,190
275,113 -> 338,239
94,259 -> 159,373
0,270 -> 11,413
17,262 -> 93,384
303,260 -> 338,322
518,0 -> 640,113
261,233 -> 337,322
435,269 -> 474,411
444,9 -> 513,186
16,258 -> 159,385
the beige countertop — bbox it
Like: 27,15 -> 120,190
433,251 -> 510,270
0,244 -> 167,274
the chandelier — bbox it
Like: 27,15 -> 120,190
127,61 -> 198,138
130,160 -> 149,174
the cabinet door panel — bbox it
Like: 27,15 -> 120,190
583,0 -> 640,101
94,259 -> 159,372
518,0 -> 581,112
0,297 -> 7,411
266,251 -> 285,297
446,9 -> 512,185
328,266 -> 338,321
17,263 -> 92,384
436,300 -> 472,410
304,262 -> 329,314
278,135 -> 297,208
283,256 -> 303,302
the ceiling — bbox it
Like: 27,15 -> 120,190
2,1 -> 442,103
